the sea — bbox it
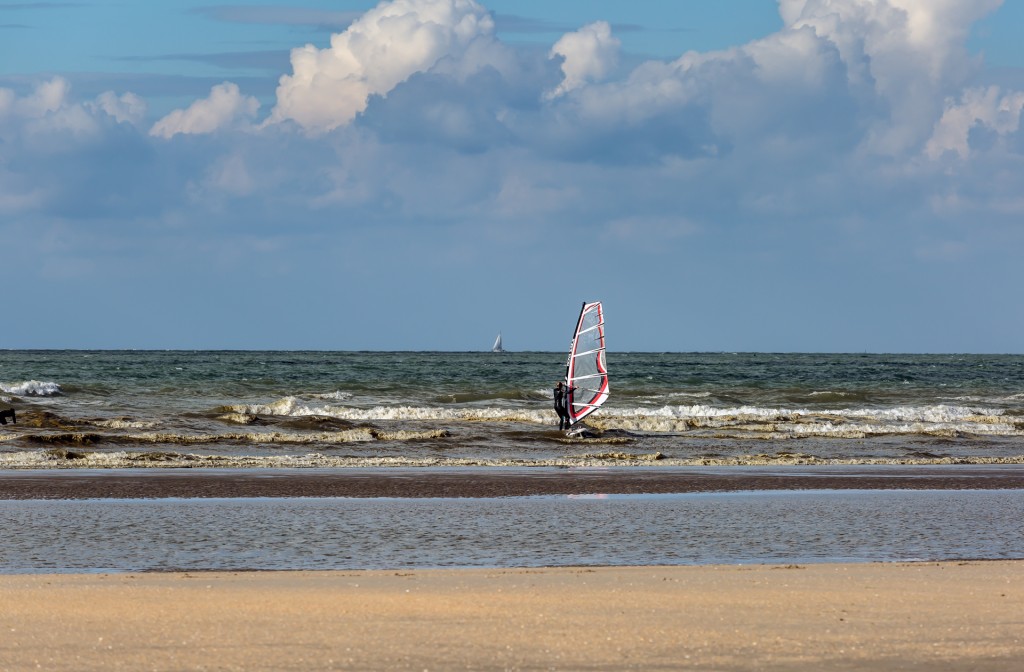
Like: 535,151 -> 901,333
2,350 -> 1023,572
2,350 -> 1023,467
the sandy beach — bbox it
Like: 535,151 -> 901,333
1,561 -> 1021,671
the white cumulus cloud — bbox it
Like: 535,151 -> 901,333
268,0 -> 497,133
926,86 -> 1024,158
0,77 -> 148,143
150,82 -> 260,139
89,91 -> 148,127
777,0 -> 1003,153
542,0 -> 1010,161
546,21 -> 620,99
0,77 -> 69,119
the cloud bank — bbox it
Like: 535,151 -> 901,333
5,0 -> 1020,221
3,0 -> 1024,350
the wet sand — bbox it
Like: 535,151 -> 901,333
1,465 -> 1023,499
1,562 -> 1021,671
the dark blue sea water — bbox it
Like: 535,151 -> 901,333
1,351 -> 1023,467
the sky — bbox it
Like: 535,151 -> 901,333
2,0 -> 1023,353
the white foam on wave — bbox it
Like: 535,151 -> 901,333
638,391 -> 714,402
227,397 -> 552,424
92,419 -> 158,429
609,402 -> 1005,424
129,429 -> 381,445
217,413 -> 263,425
782,418 -> 1019,438
312,391 -> 353,401
586,402 -> 1021,437
123,427 -> 449,445
221,396 -> 1020,437
0,380 -> 63,397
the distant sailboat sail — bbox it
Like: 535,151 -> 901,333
565,301 -> 608,425
492,332 -> 504,352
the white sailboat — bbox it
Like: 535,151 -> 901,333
491,332 -> 504,353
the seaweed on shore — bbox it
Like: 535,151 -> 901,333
16,411 -> 81,430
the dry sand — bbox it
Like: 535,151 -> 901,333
1,561 -> 1021,671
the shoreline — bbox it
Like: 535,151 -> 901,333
1,561 -> 1021,671
1,464 -> 1022,500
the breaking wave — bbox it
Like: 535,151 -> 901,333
0,380 -> 64,397
91,419 -> 159,430
578,403 -> 1022,439
213,397 -> 1023,439
311,391 -> 353,401
222,397 -> 551,424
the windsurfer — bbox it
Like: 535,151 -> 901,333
553,381 -> 575,430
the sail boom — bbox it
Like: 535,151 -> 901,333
572,347 -> 605,358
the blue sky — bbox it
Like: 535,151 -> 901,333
2,0 -> 1023,352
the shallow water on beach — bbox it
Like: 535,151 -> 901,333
2,489 -> 1021,573
2,350 -> 1023,468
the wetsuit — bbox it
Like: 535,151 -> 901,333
554,385 -> 573,430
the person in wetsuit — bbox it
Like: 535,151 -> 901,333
553,381 -> 576,430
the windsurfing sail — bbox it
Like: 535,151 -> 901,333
565,301 -> 608,425
492,332 -> 504,352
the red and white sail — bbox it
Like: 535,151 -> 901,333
566,301 -> 609,425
